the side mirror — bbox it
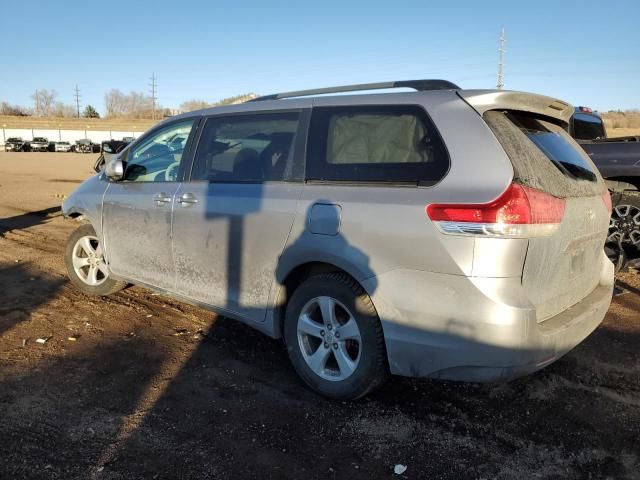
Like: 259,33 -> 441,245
93,154 -> 106,173
105,158 -> 124,181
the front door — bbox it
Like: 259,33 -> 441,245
171,111 -> 304,323
102,119 -> 197,290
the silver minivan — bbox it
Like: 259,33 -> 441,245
63,80 -> 614,399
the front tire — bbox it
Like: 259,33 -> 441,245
64,224 -> 126,296
284,273 -> 388,400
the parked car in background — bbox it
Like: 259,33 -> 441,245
75,139 -> 100,153
29,137 -> 49,152
54,141 -> 73,152
4,137 -> 28,152
98,139 -> 133,167
570,106 -> 640,270
63,80 -> 614,399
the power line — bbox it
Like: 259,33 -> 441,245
497,27 -> 506,89
74,84 -> 81,118
149,73 -> 157,120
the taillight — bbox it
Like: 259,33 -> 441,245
426,183 -> 565,238
601,189 -> 612,214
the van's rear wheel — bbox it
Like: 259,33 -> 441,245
64,224 -> 126,296
284,273 -> 388,400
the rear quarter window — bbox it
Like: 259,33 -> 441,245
507,112 -> 597,182
307,105 -> 449,185
483,110 -> 602,198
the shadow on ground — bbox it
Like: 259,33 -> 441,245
0,262 -> 66,336
0,206 -> 61,237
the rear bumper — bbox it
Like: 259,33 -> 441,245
363,257 -> 613,381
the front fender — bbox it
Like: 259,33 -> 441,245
62,173 -> 108,238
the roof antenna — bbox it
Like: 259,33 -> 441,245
497,27 -> 506,89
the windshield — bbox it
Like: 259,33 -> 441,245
507,112 -> 597,182
572,113 -> 606,140
33,137 -> 47,142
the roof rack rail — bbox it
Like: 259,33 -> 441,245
247,79 -> 460,102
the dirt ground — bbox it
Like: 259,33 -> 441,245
0,152 -> 639,480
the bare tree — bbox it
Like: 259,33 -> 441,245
51,102 -> 77,118
0,101 -> 32,116
104,89 -> 156,118
179,94 -> 257,113
31,89 -> 58,116
215,93 -> 257,105
180,99 -> 213,112
104,89 -> 127,117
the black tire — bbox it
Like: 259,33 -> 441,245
64,224 -> 127,296
284,272 -> 388,400
608,191 -> 640,271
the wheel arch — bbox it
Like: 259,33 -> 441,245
268,260 -> 374,339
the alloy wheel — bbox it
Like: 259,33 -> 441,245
296,296 -> 362,381
72,235 -> 109,286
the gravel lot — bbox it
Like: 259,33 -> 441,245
1,152 -> 639,479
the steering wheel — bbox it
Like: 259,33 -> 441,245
165,161 -> 180,181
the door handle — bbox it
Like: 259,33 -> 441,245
153,192 -> 172,205
179,192 -> 198,206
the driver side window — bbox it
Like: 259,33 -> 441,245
124,120 -> 194,182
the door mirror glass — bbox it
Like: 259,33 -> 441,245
105,158 -> 124,181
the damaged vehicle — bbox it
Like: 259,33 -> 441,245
75,139 -> 100,153
29,137 -> 49,152
571,106 -> 640,270
62,80 -> 614,399
4,137 -> 28,152
54,141 -> 73,152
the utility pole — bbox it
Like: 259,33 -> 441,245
35,89 -> 40,116
149,73 -> 157,120
497,27 -> 506,89
74,84 -> 81,118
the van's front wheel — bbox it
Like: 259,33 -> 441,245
284,273 -> 388,400
64,224 -> 126,296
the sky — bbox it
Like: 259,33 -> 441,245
1,0 -> 638,115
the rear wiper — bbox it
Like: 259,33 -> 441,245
559,162 -> 596,181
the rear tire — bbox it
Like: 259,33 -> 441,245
284,272 -> 388,400
64,224 -> 126,296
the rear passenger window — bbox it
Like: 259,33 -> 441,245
190,112 -> 301,182
307,105 -> 449,184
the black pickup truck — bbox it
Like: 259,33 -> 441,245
571,107 -> 640,269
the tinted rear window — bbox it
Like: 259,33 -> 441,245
506,112 -> 597,182
572,113 -> 606,141
307,105 -> 449,185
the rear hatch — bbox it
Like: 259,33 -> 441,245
461,91 -> 610,321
